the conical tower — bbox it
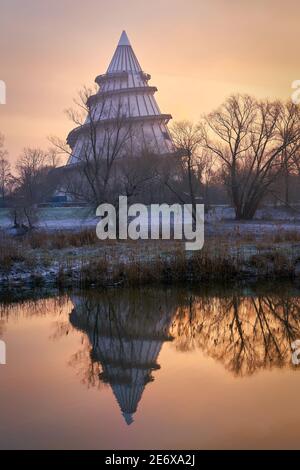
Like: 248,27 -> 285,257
67,31 -> 174,164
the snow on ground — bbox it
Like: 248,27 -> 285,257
1,205 -> 300,287
1,205 -> 300,237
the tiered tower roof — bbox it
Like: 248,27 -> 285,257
67,31 -> 174,160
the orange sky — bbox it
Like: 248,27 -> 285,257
0,0 -> 299,165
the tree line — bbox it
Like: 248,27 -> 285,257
1,92 -> 300,228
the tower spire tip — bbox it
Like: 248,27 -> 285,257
118,30 -> 131,46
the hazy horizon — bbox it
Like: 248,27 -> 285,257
0,0 -> 299,165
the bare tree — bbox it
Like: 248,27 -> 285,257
10,148 -> 59,228
292,151 -> 300,176
47,147 -> 61,169
204,95 -> 300,219
0,134 -> 11,202
118,151 -> 160,202
51,86 -> 136,208
164,121 -> 212,218
275,102 -> 300,206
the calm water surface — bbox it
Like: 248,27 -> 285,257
0,284 -> 300,449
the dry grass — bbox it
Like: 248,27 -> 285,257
271,229 -> 300,243
249,250 -> 293,276
77,241 -> 241,287
24,229 -> 98,250
0,233 -> 32,272
1,227 -> 300,287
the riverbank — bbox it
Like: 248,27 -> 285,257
1,226 -> 300,289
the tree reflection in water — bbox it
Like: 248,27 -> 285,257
1,285 -> 300,424
67,285 -> 300,422
171,291 -> 300,376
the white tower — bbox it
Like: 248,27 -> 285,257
67,31 -> 174,164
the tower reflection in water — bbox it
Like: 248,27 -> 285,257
68,286 -> 300,424
69,289 -> 177,425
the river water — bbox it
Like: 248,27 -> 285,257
0,283 -> 300,449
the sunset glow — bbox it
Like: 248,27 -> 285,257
1,0 -> 299,163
